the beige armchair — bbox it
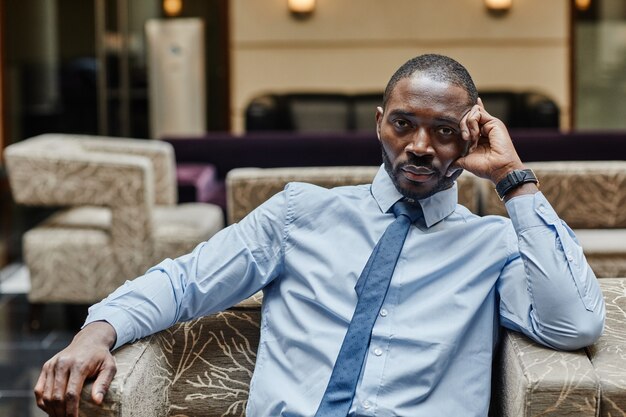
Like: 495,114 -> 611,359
77,166 -> 626,416
78,281 -> 625,417
4,134 -> 224,304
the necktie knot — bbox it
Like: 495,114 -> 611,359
392,200 -> 422,223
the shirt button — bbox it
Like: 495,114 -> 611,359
538,205 -> 546,214
362,400 -> 371,409
380,308 -> 388,317
373,348 -> 383,356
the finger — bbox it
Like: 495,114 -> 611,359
461,104 -> 481,140
466,107 -> 482,139
446,159 -> 465,178
450,158 -> 463,173
459,107 -> 473,140
91,359 -> 117,405
42,360 -> 68,417
42,362 -> 58,416
51,359 -> 72,417
34,364 -> 49,410
461,136 -> 471,156
65,365 -> 88,417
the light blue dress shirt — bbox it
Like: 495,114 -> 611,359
86,166 -> 605,417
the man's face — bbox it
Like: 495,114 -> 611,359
376,74 -> 473,201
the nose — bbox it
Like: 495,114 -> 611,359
406,127 -> 434,156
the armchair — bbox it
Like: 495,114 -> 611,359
4,134 -> 224,303
77,166 -> 625,416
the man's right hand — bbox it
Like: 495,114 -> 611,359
34,321 -> 118,417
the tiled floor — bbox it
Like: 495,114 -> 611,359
0,265 -> 77,417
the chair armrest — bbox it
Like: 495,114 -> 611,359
76,135 -> 177,206
5,135 -> 155,208
4,133 -> 177,206
492,329 -> 600,417
80,299 -> 262,417
80,336 -> 169,417
590,278 -> 626,416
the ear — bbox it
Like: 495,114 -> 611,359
375,106 -> 384,141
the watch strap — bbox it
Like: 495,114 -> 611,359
495,169 -> 538,200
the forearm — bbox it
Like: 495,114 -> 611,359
505,193 -> 605,350
84,265 -> 182,350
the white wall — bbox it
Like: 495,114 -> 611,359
230,0 -> 570,132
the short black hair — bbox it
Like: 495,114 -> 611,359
382,54 -> 478,109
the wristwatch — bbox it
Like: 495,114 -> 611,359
495,169 -> 539,200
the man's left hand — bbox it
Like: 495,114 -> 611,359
453,97 -> 525,185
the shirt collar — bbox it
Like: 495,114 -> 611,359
371,165 -> 458,228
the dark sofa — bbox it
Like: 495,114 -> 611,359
164,130 -> 626,209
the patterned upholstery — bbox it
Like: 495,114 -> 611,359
588,278 -> 626,417
4,134 -> 225,303
79,284 -> 625,417
77,165 -> 626,416
493,330 -> 600,417
79,296 -> 262,417
480,161 -> 626,277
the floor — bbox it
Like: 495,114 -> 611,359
0,264 -> 76,417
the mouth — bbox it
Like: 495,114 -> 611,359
401,165 -> 436,183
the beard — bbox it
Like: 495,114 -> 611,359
381,146 -> 457,201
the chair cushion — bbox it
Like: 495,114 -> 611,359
24,225 -> 115,303
24,203 -> 223,303
44,206 -> 111,230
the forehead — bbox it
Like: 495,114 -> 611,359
386,74 -> 471,118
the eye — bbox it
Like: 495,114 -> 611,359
392,118 -> 411,130
436,126 -> 456,136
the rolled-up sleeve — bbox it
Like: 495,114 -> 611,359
497,192 -> 605,350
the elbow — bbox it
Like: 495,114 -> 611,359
565,315 -> 604,351
544,311 -> 605,351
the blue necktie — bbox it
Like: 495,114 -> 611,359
314,200 -> 423,417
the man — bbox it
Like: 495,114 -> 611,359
35,54 -> 605,417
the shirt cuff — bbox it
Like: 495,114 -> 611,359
84,305 -> 135,351
505,192 -> 558,231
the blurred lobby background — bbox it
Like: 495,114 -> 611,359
1,0 -> 625,415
